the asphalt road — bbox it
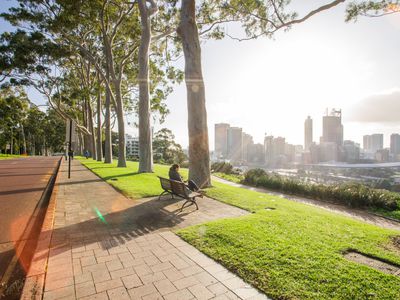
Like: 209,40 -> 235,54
0,156 -> 60,291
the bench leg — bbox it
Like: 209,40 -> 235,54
180,197 -> 198,212
158,190 -> 168,201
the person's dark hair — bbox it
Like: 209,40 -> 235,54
171,164 -> 180,170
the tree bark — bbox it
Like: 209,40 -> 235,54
114,81 -> 126,167
96,91 -> 103,161
177,0 -> 211,187
88,100 -> 97,160
104,65 -> 113,164
138,0 -> 154,173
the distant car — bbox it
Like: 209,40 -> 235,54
52,152 -> 65,156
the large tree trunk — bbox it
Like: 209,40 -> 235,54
96,91 -> 103,161
138,0 -> 153,173
114,82 -> 127,167
178,0 -> 211,187
88,100 -> 97,160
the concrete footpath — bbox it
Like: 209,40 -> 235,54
22,160 -> 268,300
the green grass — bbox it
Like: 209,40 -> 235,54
0,154 -> 24,160
78,158 -> 188,199
79,158 -> 400,299
213,172 -> 243,183
178,182 -> 400,300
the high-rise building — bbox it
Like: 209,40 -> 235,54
215,123 -> 230,158
304,116 -> 313,151
390,134 -> 400,156
343,140 -> 360,162
363,134 -> 383,153
321,109 -> 343,146
242,133 -> 253,162
264,135 -> 274,165
227,127 -> 243,162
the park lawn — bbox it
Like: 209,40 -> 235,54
0,154 -> 24,160
78,158 -> 188,199
79,159 -> 400,299
178,181 -> 400,300
213,172 -> 243,183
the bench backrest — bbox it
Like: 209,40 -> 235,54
170,180 -> 188,198
159,177 -> 172,191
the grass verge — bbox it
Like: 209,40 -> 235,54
0,154 -> 24,160
178,182 -> 400,300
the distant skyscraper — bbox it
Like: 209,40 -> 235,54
242,133 -> 253,162
363,134 -> 383,153
390,134 -> 400,159
227,127 -> 243,162
215,123 -> 230,158
264,135 -> 274,165
321,109 -> 343,146
304,116 -> 313,151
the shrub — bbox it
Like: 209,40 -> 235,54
243,169 -> 399,211
211,162 -> 234,174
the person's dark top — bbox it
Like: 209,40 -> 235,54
169,168 -> 183,182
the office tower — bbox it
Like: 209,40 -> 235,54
343,140 -> 360,162
242,133 -> 253,162
264,135 -> 274,165
321,109 -> 343,146
304,116 -> 313,151
390,134 -> 400,155
125,134 -> 139,158
215,123 -> 230,158
363,134 -> 383,153
227,127 -> 243,162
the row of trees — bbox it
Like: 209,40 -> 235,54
0,0 -> 396,187
0,86 -> 65,155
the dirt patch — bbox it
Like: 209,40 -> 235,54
344,251 -> 400,276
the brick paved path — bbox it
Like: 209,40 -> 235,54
23,160 -> 269,300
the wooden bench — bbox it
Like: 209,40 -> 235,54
158,176 -> 202,211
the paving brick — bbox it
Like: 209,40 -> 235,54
81,256 -> 97,267
207,282 -> 228,295
164,288 -> 195,300
140,271 -> 166,285
44,276 -> 74,292
95,278 -> 123,293
134,264 -> 152,276
96,254 -> 118,263
106,259 -> 123,272
150,261 -> 174,273
144,254 -> 161,266
92,271 -> 111,283
180,265 -> 204,277
79,291 -> 108,300
163,268 -> 185,282
213,270 -> 237,282
121,274 -> 143,289
75,280 -> 96,298
194,271 -> 219,286
222,276 -> 248,290
75,272 -> 93,284
154,278 -> 177,295
188,283 -> 214,300
43,285 -> 75,300
107,286 -> 130,300
173,275 -> 200,290
142,291 -> 163,300
128,283 -> 158,298
46,268 -> 74,282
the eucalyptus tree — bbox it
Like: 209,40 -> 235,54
175,0 -> 345,187
346,0 -> 400,20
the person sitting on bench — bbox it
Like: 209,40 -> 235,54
169,164 -> 200,192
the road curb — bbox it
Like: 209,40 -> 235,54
19,158 -> 62,300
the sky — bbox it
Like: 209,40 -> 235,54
1,0 -> 400,149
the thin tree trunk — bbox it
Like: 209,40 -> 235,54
114,82 -> 126,167
96,91 -> 103,161
104,67 -> 113,164
138,0 -> 153,173
10,127 -> 13,155
20,124 -> 26,155
178,0 -> 211,187
88,100 -> 97,160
